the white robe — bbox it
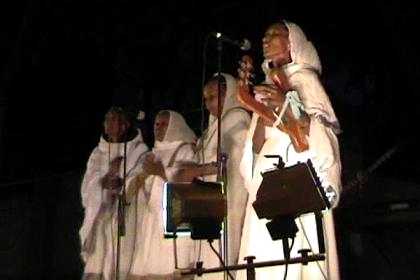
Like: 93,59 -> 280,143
237,21 -> 341,280
80,130 -> 149,280
128,111 -> 197,280
192,73 -> 250,279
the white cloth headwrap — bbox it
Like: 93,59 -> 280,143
208,73 -> 243,125
286,21 -> 322,74
200,73 -> 245,164
154,110 -> 196,148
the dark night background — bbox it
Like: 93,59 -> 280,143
1,1 -> 420,279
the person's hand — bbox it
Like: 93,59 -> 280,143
101,155 -> 123,190
201,162 -> 218,176
253,84 -> 285,109
108,156 -> 123,175
101,174 -> 122,191
175,160 -> 199,169
143,153 -> 165,178
102,176 -> 121,205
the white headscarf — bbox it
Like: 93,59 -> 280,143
154,110 -> 196,149
262,21 -> 321,76
208,73 -> 243,125
199,73 -> 247,164
285,21 -> 322,74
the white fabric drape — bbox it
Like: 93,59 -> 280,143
80,130 -> 149,280
128,111 -> 197,279
237,21 -> 342,280
193,73 -> 250,279
163,111 -> 197,144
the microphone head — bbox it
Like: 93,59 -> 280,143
241,39 -> 252,51
210,31 -> 222,38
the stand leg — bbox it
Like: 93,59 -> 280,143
173,233 -> 179,269
244,256 -> 256,280
223,216 -> 229,280
315,211 -> 325,254
282,237 -> 290,260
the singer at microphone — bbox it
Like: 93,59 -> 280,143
211,32 -> 252,51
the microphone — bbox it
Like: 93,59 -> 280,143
211,32 -> 251,51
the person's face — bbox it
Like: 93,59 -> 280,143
154,114 -> 170,142
104,112 -> 129,142
203,81 -> 226,117
262,23 -> 291,65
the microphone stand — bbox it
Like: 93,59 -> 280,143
116,133 -> 128,280
216,38 -> 222,180
216,38 -> 229,280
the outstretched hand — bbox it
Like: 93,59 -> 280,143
143,153 -> 166,179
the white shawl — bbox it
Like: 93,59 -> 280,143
147,110 -> 196,209
79,130 -> 148,256
129,111 -> 196,277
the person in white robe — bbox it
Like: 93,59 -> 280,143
175,73 -> 250,279
80,107 -> 149,280
127,110 -> 197,280
236,20 -> 342,280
